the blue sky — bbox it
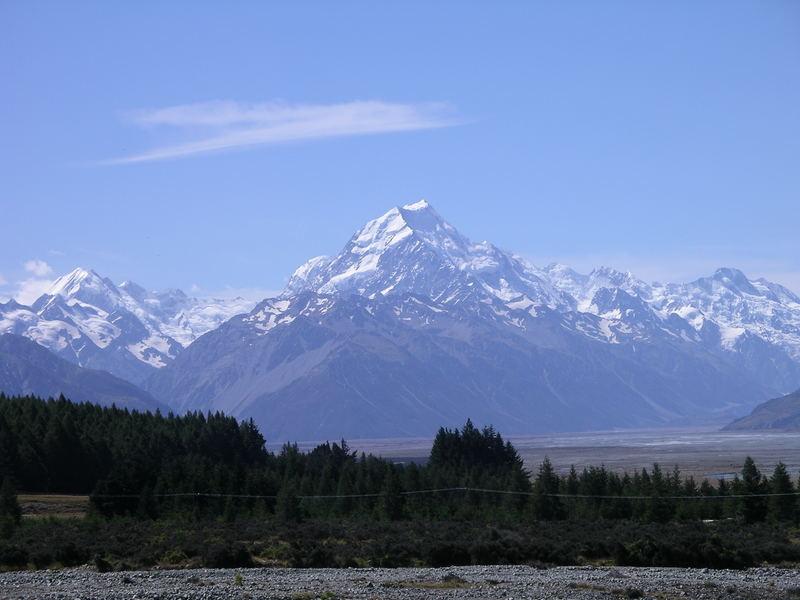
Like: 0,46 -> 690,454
1,1 -> 798,302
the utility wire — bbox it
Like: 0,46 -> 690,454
89,487 -> 800,500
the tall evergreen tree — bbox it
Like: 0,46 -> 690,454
380,464 -> 404,521
646,464 -> 675,523
276,482 -> 302,523
532,457 -> 563,520
768,462 -> 796,522
737,457 -> 768,523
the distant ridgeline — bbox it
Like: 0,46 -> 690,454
0,394 -> 797,524
724,388 -> 800,431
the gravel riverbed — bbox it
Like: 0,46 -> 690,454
1,565 -> 798,600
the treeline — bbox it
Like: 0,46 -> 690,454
532,456 -> 798,524
1,394 -> 798,524
0,395 -> 528,521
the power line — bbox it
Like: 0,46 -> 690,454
89,487 -> 800,501
546,491 -> 800,500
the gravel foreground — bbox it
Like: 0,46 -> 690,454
1,565 -> 799,600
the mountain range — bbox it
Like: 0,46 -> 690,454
3,200 -> 800,440
0,270 -> 253,384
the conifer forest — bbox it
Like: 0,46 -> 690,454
1,394 -> 799,570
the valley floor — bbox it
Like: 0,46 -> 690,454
1,564 -> 798,599
341,428 -> 800,479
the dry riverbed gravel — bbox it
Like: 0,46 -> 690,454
1,565 -> 798,600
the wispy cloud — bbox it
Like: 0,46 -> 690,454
103,100 -> 457,164
24,259 -> 54,277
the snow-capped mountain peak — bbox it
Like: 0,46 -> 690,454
403,198 -> 430,211
279,201 -> 800,383
702,267 -> 760,296
45,267 -> 122,313
284,200 -> 570,310
347,199 -> 465,260
48,267 -> 99,294
118,280 -> 148,302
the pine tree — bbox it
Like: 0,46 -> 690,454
335,464 -> 355,516
379,464 -> 404,521
532,457 -> 563,520
768,462 -> 796,522
646,464 -> 675,523
738,457 -> 767,523
276,482 -> 302,523
503,461 -> 531,517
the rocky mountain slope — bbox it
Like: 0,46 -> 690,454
145,201 -> 800,440
0,333 -> 166,412
723,389 -> 800,431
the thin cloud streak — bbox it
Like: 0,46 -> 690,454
103,100 -> 457,164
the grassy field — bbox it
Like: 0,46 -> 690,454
18,494 -> 89,520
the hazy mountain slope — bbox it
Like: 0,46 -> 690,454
0,333 -> 166,413
723,389 -> 800,431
